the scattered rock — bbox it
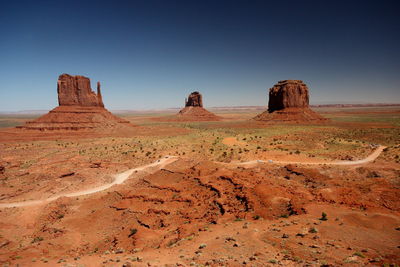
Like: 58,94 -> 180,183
90,162 -> 101,168
59,172 -> 75,178
225,237 -> 236,242
249,255 -> 257,261
0,240 -> 10,249
366,171 -> 380,178
340,155 -> 354,161
115,248 -> 124,254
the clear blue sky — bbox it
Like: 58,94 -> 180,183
0,0 -> 399,111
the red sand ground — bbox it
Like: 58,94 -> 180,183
0,158 -> 399,266
0,108 -> 399,266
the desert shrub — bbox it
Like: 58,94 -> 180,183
319,212 -> 328,221
129,228 -> 138,237
353,251 -> 365,258
32,236 -> 43,243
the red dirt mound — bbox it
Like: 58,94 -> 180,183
176,106 -> 221,121
18,106 -> 131,131
253,107 -> 327,123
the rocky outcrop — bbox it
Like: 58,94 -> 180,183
268,80 -> 309,112
185,91 -> 203,107
18,74 -> 133,131
57,74 -> 104,107
156,91 -> 220,121
176,91 -> 220,121
254,80 -> 327,123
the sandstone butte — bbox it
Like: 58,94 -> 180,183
18,74 -> 132,131
253,80 -> 327,122
177,91 -> 221,121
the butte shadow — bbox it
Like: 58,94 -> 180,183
253,80 -> 328,123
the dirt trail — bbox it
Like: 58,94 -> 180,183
0,146 -> 386,209
225,145 -> 386,166
0,156 -> 178,209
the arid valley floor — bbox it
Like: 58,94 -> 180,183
0,106 -> 399,266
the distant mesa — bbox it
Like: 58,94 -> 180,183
177,91 -> 221,121
18,74 -> 133,131
253,80 -> 327,122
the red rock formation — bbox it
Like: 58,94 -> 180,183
57,74 -> 104,107
254,80 -> 327,122
18,74 -> 133,131
268,80 -> 309,112
170,91 -> 220,121
185,91 -> 203,107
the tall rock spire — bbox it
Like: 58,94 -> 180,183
97,81 -> 104,107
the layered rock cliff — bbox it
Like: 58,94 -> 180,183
254,80 -> 327,123
57,74 -> 104,107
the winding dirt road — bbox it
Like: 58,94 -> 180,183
0,156 -> 178,209
0,146 -> 386,209
228,145 -> 386,167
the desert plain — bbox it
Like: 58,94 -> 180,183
0,104 -> 399,267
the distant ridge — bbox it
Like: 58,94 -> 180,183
1,103 -> 399,115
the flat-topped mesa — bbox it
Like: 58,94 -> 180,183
185,91 -> 203,107
268,80 -> 309,112
57,74 -> 104,107
253,80 -> 327,123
